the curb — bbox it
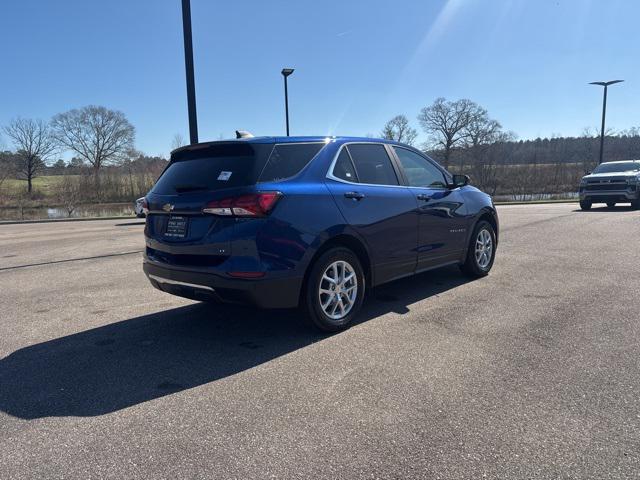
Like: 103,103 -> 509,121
0,215 -> 140,226
494,199 -> 578,206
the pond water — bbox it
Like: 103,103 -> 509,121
0,203 -> 135,221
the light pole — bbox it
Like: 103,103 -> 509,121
589,80 -> 623,164
281,68 -> 294,136
181,0 -> 198,144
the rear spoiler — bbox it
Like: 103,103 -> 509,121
170,134 -> 274,156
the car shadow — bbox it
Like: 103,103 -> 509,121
0,266 -> 471,419
574,205 -> 636,212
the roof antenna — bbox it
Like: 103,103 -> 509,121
236,130 -> 254,139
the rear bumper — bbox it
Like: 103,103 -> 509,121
143,260 -> 303,309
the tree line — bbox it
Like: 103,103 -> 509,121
381,98 -> 640,198
2,99 -> 640,211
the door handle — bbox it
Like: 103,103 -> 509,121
416,193 -> 431,201
344,191 -> 365,200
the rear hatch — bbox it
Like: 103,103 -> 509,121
145,140 -> 326,268
145,141 -> 275,265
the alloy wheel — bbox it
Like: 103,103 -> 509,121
318,260 -> 358,320
475,229 -> 493,270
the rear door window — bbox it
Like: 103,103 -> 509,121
346,144 -> 399,186
152,143 -> 273,195
258,143 -> 324,182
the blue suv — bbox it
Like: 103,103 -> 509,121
143,136 -> 498,331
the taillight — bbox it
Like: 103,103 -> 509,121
202,192 -> 282,217
142,198 -> 149,214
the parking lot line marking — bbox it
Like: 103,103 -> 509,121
0,250 -> 143,272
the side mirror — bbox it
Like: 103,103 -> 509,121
451,174 -> 470,188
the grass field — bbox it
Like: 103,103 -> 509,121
0,172 -> 155,211
2,176 -> 77,197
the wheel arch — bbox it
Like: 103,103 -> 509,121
477,208 -> 499,244
299,233 -> 373,304
462,207 -> 499,259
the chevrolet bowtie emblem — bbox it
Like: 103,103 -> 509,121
162,203 -> 174,212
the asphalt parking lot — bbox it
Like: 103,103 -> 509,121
0,203 -> 638,479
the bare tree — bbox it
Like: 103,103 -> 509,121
120,149 -> 144,198
56,175 -> 82,217
461,111 -> 503,171
381,115 -> 418,145
468,131 -> 516,195
0,151 -> 17,193
418,98 -> 484,168
620,126 -> 640,137
464,114 -> 501,149
171,133 -> 185,151
579,127 -> 601,173
582,126 -> 616,138
2,118 -> 57,193
51,105 -> 135,181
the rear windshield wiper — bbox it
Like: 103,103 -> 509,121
174,184 -> 209,193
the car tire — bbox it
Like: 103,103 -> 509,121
607,202 -> 616,208
303,247 -> 365,332
460,220 -> 496,278
579,200 -> 592,211
632,199 -> 640,210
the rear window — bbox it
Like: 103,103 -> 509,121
152,143 -> 273,194
258,143 -> 324,183
152,142 -> 324,195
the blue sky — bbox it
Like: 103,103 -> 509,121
1,0 -> 638,157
